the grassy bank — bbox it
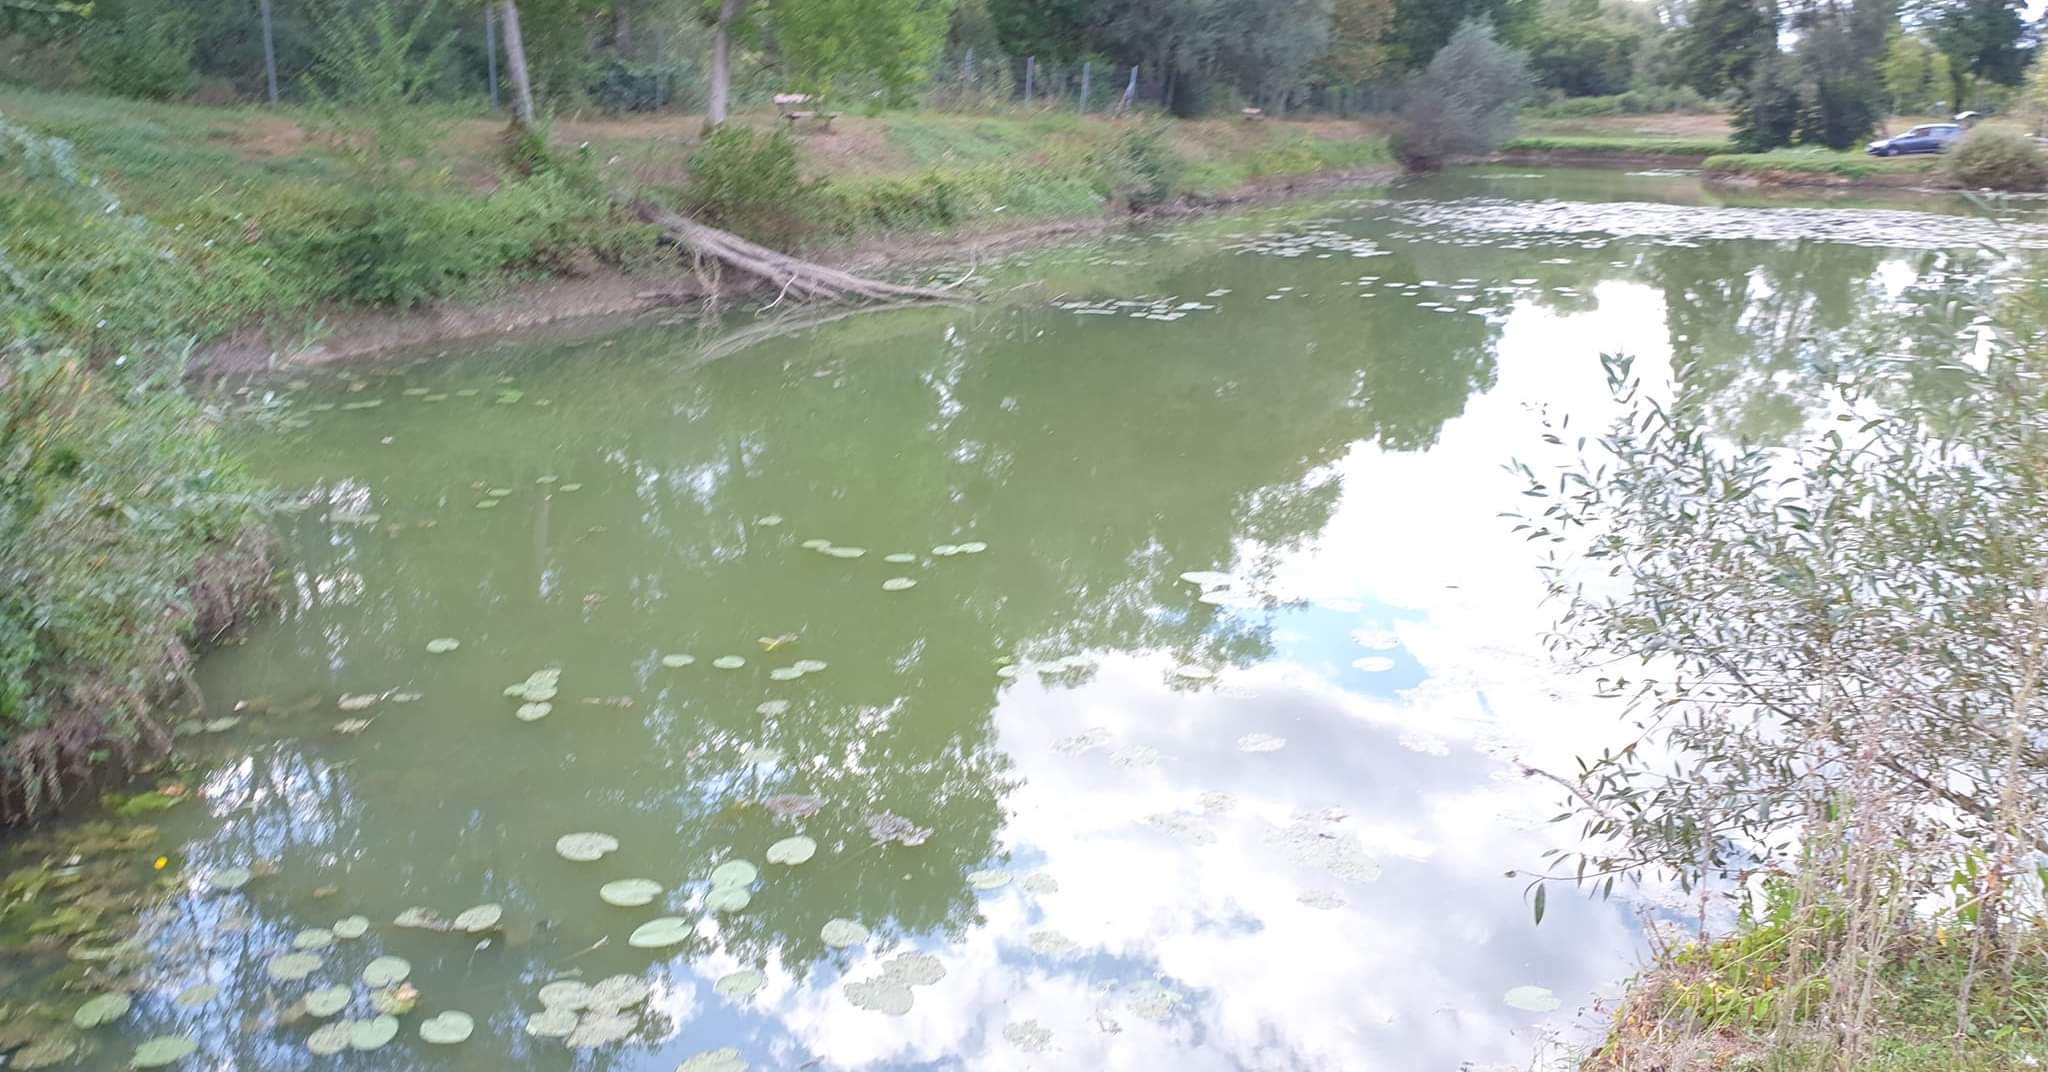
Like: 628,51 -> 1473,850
1701,148 -> 1944,184
1587,908 -> 2048,1071
1502,134 -> 1736,157
0,87 -> 1389,355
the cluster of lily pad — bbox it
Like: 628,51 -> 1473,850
523,975 -> 653,1046
505,668 -> 561,722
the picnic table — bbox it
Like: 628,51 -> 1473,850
776,93 -> 839,131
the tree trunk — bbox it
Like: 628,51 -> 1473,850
707,0 -> 746,128
258,0 -> 279,104
612,0 -> 632,54
499,0 -> 536,125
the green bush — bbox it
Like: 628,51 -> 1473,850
1945,126 -> 2048,191
269,174 -> 640,308
80,11 -> 198,102
679,125 -> 827,249
1091,124 -> 1186,210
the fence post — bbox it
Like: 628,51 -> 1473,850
1025,56 -> 1035,104
1080,61 -> 1091,114
485,3 -> 500,111
964,48 -> 974,91
1117,65 -> 1138,116
258,0 -> 279,104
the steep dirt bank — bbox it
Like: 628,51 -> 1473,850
191,166 -> 1400,378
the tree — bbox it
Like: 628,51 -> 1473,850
1321,0 -> 1394,84
1786,0 -> 1889,149
1525,11 -> 1640,96
1390,19 -> 1533,169
1679,0 -> 1778,97
1883,28 -> 1938,112
1386,0 -> 1536,69
986,0 -> 1089,60
498,0 -> 537,122
703,0 -> 955,127
1918,0 -> 2029,96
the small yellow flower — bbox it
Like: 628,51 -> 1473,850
153,856 -> 169,871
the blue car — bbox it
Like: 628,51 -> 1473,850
1866,123 -> 1964,156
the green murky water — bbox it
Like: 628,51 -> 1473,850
6,168 -> 2038,1071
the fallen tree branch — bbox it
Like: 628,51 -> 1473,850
634,202 -> 966,307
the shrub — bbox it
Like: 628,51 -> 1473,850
590,60 -> 681,113
679,126 -> 827,249
1092,124 -> 1185,210
80,10 -> 197,102
1945,126 -> 2048,191
1390,21 -> 1534,171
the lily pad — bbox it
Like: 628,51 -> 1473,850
589,975 -> 651,1010
337,694 -> 378,712
209,866 -> 253,891
599,878 -> 664,908
739,746 -> 782,766
627,917 -> 691,949
799,538 -> 832,550
1022,872 -> 1059,895
73,992 -> 132,1028
1178,570 -> 1234,588
792,659 -> 828,674
881,577 -> 917,592
267,952 -> 322,981
820,918 -> 869,947
756,514 -> 784,527
419,1011 -> 474,1045
350,1015 -> 400,1051
1004,1019 -> 1053,1053
516,702 -> 553,722
537,981 -> 594,1010
1504,985 -> 1562,1013
525,1008 -> 578,1039
679,1047 -> 748,1072
710,860 -> 759,887
844,979 -> 914,1015
332,915 -> 370,940
967,868 -> 1011,891
705,886 -> 751,913
1171,665 -> 1215,681
1127,980 -> 1184,1022
361,956 -> 411,987
823,546 -> 867,559
304,986 -> 351,1018
661,654 -> 697,668
306,1022 -> 352,1055
958,541 -> 988,554
556,832 -> 620,862
566,1011 -> 636,1048
712,656 -> 747,670
768,666 -> 803,681
713,969 -> 766,1002
130,1037 -> 198,1068
766,836 -> 817,865
454,903 -> 503,932
293,927 -> 335,950
883,553 -> 917,564
756,699 -> 791,717
173,982 -> 220,1009
14,1038 -> 77,1069
932,544 -> 961,556
425,638 -> 460,654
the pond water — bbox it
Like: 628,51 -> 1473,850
6,168 -> 2035,1071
